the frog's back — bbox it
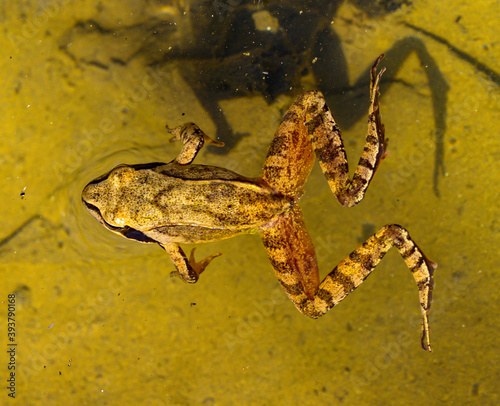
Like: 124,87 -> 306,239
123,162 -> 293,242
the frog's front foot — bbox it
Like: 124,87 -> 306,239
166,123 -> 224,165
161,243 -> 222,283
208,131 -> 251,155
169,248 -> 222,283
188,248 -> 223,278
166,123 -> 224,147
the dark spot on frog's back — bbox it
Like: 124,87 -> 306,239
205,182 -> 234,201
282,110 -> 300,123
153,185 -> 177,208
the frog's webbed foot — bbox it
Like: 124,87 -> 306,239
161,242 -> 222,283
187,248 -> 223,279
170,249 -> 222,283
166,123 -> 224,165
369,54 -> 388,158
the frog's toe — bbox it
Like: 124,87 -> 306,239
165,124 -> 183,142
188,248 -> 223,276
208,131 -> 251,155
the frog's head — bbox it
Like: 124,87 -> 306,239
82,164 -> 134,228
82,163 -> 163,243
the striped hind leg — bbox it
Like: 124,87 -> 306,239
305,55 -> 388,206
260,55 -> 387,206
260,210 -> 436,351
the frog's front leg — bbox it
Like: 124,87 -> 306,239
260,55 -> 387,206
160,242 -> 222,283
260,207 -> 436,351
166,122 -> 224,164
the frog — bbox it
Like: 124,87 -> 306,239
82,55 -> 436,351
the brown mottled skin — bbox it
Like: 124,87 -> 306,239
82,56 -> 436,351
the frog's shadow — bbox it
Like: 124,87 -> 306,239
157,2 -> 449,194
58,1 -> 500,196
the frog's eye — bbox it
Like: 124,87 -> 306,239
85,164 -> 131,186
109,166 -> 135,186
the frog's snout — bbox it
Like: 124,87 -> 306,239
81,181 -> 109,213
81,182 -> 97,205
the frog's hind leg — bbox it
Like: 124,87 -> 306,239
260,206 -> 321,306
259,98 -> 317,198
260,55 -> 387,206
260,212 -> 436,351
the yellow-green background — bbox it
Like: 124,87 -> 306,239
0,0 -> 498,404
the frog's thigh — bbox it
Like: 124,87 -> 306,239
260,206 -> 320,305
260,101 -> 316,196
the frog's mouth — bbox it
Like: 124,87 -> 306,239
83,200 -> 156,244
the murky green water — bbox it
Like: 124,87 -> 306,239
0,0 -> 498,404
